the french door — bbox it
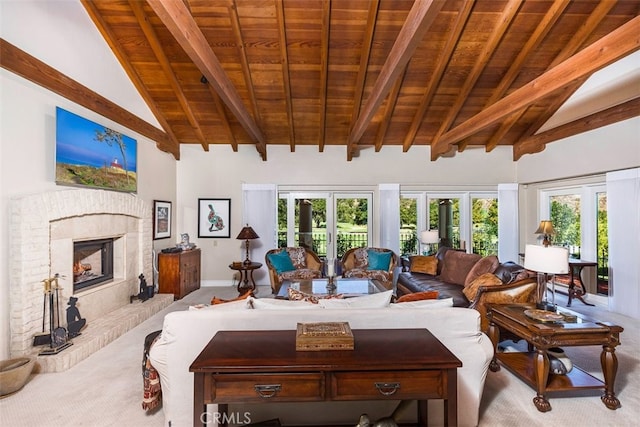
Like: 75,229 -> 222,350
278,192 -> 372,260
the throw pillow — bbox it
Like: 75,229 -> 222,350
267,250 -> 296,274
464,255 -> 500,287
318,290 -> 393,309
438,250 -> 481,286
390,297 -> 454,309
188,299 -> 250,311
409,255 -> 438,275
462,273 -> 503,302
287,287 -> 343,303
395,290 -> 439,303
367,249 -> 392,271
211,289 -> 253,305
286,247 -> 307,269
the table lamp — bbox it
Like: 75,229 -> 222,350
535,220 -> 555,247
420,230 -> 439,255
523,244 -> 569,311
236,225 -> 259,265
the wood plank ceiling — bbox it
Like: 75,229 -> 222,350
77,0 -> 639,161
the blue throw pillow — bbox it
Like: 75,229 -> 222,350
267,251 -> 296,274
367,250 -> 392,271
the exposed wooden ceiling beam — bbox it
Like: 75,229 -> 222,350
229,0 -> 264,156
129,0 -> 208,152
80,0 -> 180,158
146,0 -> 266,158
346,0 -> 379,159
514,97 -> 640,160
374,68 -> 406,152
458,0 -> 570,152
434,15 -> 640,156
0,38 -> 178,159
275,0 -> 295,152
402,0 -> 474,153
430,0 -> 522,160
347,0 -> 445,154
483,0 -> 615,152
318,0 -> 331,152
203,77 -> 238,152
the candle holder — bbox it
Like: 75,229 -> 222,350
325,257 -> 337,293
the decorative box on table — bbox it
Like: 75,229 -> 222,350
296,322 -> 354,351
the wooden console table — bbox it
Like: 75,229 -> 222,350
487,303 -> 623,412
190,328 -> 462,426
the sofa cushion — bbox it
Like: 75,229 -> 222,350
390,297 -> 454,309
463,273 -> 503,302
409,255 -> 438,275
439,250 -> 481,286
267,250 -> 296,274
396,272 -> 469,307
352,248 -> 369,268
248,297 -> 317,310
367,249 -> 392,270
396,290 -> 439,303
464,255 -> 500,287
285,247 -> 307,269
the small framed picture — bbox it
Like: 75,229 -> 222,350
153,200 -> 172,240
198,198 -> 231,238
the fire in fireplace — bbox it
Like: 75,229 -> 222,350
73,238 -> 114,292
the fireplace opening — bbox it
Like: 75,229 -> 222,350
73,238 -> 114,292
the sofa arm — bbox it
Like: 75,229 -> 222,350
469,278 -> 538,332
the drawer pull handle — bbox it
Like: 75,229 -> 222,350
254,384 -> 281,398
375,382 -> 400,396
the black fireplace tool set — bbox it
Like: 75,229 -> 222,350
33,274 -> 75,355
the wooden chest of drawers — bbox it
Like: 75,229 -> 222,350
158,248 -> 201,299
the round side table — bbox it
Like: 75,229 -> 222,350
229,261 -> 262,294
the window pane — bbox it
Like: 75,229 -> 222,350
472,197 -> 498,256
429,198 -> 460,248
597,192 -> 609,295
550,194 -> 581,257
336,198 -> 368,259
400,197 -> 418,255
298,198 -> 327,256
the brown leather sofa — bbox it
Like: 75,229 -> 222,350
397,246 -> 538,331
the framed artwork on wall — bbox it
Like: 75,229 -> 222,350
198,198 -> 231,238
153,200 -> 172,240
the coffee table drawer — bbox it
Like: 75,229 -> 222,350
331,371 -> 445,400
211,373 -> 324,403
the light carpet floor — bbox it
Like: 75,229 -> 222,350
1,285 -> 638,426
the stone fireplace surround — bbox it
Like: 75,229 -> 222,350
9,189 -> 171,371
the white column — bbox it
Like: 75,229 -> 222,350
379,184 -> 400,255
498,183 -> 519,263
242,184 -> 277,285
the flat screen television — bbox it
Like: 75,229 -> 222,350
55,107 -> 137,193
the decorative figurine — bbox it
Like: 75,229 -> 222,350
178,233 -> 196,250
66,296 -> 86,338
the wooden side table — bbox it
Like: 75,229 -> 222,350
228,261 -> 262,294
487,303 -> 623,412
567,259 -> 597,307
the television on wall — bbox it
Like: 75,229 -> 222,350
55,107 -> 137,193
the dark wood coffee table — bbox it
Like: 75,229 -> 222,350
486,303 -> 623,412
190,328 -> 462,426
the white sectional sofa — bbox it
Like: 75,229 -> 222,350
149,292 -> 493,426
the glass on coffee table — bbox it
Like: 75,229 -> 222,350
276,277 -> 387,299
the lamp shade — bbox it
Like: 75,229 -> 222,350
420,230 -> 439,244
523,244 -> 569,274
535,220 -> 555,235
236,225 -> 259,240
